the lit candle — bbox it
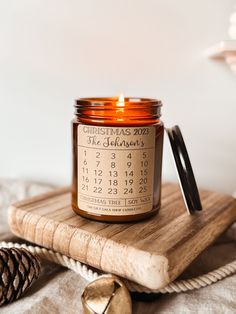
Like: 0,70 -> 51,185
72,96 -> 164,222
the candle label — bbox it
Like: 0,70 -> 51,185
77,125 -> 155,216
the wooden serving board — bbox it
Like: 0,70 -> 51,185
8,183 -> 236,290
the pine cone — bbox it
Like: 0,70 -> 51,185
0,247 -> 41,306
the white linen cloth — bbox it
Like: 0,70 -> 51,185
0,179 -> 235,314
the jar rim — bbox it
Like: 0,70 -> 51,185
75,97 -> 162,108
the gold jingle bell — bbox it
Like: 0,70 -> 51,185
81,274 -> 132,314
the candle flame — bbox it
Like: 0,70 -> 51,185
117,93 -> 125,107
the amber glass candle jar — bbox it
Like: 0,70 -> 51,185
72,97 -> 164,222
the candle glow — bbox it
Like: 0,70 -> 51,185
117,94 -> 125,107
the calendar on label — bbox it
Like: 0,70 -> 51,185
77,125 -> 155,215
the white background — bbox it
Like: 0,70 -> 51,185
0,0 -> 235,194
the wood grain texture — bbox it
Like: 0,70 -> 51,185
8,183 -> 236,290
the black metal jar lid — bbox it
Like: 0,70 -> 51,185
166,125 -> 202,214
